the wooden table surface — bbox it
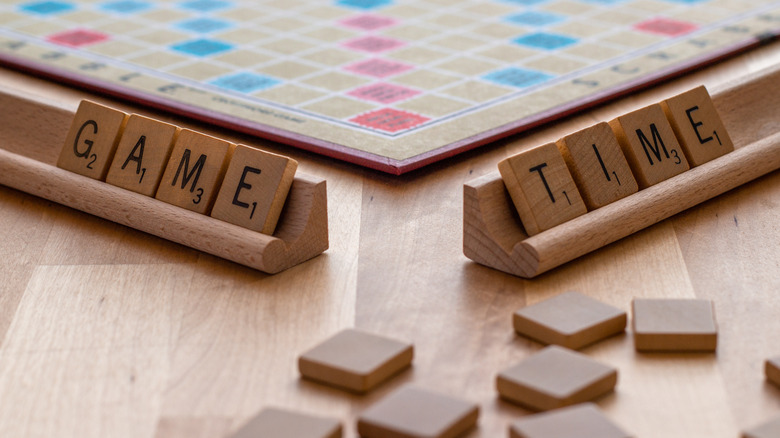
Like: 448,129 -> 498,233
1,40 -> 780,438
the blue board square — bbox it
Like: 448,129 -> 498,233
171,39 -> 233,57
514,32 -> 578,50
101,0 -> 151,13
20,1 -> 74,15
179,0 -> 231,11
484,67 -> 552,89
177,17 -> 232,33
211,72 -> 280,93
507,11 -> 564,26
336,0 -> 393,10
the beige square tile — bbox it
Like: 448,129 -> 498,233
218,6 -> 267,21
525,55 -> 588,75
478,44 -> 538,61
549,21 -> 606,38
301,5 -> 353,20
0,12 -> 25,26
167,62 -> 232,81
380,4 -> 431,19
542,0 -> 595,15
214,50 -> 273,68
471,23 -> 526,39
303,71 -> 370,91
564,43 -> 625,61
299,329 -> 413,392
429,13 -> 477,28
435,57 -> 499,76
263,38 -> 315,55
254,84 -> 326,106
600,30 -> 664,48
460,3 -> 516,17
260,61 -> 319,79
229,407 -> 341,438
59,10 -> 110,24
302,48 -> 362,66
442,80 -> 513,102
388,46 -> 450,65
383,24 -> 442,41
140,8 -> 191,23
429,34 -> 485,51
396,95 -> 469,117
392,70 -> 461,89
134,29 -> 190,45
214,29 -> 272,45
592,10 -> 644,26
128,51 -> 190,69
304,27 -> 356,43
86,41 -> 146,58
14,22 -> 68,37
262,17 -> 309,32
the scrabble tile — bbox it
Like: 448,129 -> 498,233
509,403 -> 631,438
513,292 -> 627,350
496,345 -> 617,411
556,122 -> 638,209
211,145 -> 298,235
228,407 -> 341,438
743,415 -> 780,438
498,143 -> 587,236
609,103 -> 690,189
57,100 -> 129,180
105,114 -> 180,196
631,298 -> 717,352
357,385 -> 479,438
766,356 -> 780,387
298,329 -> 413,393
155,129 -> 235,215
660,85 -> 734,167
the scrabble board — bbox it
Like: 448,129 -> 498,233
1,0 -> 779,174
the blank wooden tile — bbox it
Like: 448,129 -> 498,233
513,291 -> 626,350
155,129 -> 235,215
509,403 -> 631,438
357,385 -> 479,438
609,103 -> 689,189
498,143 -> 587,236
299,329 -> 413,393
228,407 -> 341,438
557,122 -> 638,209
57,100 -> 129,180
211,144 -> 298,235
496,345 -> 617,411
743,415 -> 780,438
632,299 -> 717,352
105,114 -> 180,196
661,85 -> 734,167
766,356 -> 780,387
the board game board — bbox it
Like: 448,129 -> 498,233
1,0 -> 779,174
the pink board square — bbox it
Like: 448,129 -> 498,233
350,108 -> 429,133
345,58 -> 413,78
46,29 -> 110,47
340,14 -> 397,31
343,36 -> 405,53
634,17 -> 698,37
348,83 -> 420,104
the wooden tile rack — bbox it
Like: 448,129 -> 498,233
0,87 -> 328,274
464,64 -> 780,279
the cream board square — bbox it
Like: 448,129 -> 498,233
298,329 -> 413,393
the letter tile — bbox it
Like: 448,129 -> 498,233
57,100 -> 129,180
498,143 -> 587,236
557,122 -> 638,209
155,129 -> 235,214
106,114 -> 180,196
609,103 -> 689,189
660,85 -> 734,167
211,145 -> 298,235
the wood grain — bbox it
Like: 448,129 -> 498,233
1,40 -> 780,438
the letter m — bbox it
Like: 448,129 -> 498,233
172,149 -> 206,193
636,123 -> 670,166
